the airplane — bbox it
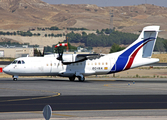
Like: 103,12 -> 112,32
3,26 -> 160,81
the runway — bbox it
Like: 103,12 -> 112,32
1,95 -> 167,112
0,77 -> 167,119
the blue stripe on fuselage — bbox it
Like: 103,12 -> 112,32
108,37 -> 155,73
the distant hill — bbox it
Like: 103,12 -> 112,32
0,0 -> 167,38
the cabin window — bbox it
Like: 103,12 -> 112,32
88,63 -> 90,65
98,63 -> 100,65
46,64 -> 48,66
106,62 -> 108,65
80,63 -> 82,65
95,63 -> 97,65
91,63 -> 93,65
102,63 -> 104,65
54,63 -> 56,66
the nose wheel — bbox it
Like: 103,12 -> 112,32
13,78 -> 17,81
12,75 -> 18,81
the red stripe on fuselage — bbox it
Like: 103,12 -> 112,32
124,40 -> 151,70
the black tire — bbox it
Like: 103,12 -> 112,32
69,76 -> 75,81
13,78 -> 17,81
78,76 -> 85,82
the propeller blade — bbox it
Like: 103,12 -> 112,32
55,43 -> 67,48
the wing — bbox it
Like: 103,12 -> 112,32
61,54 -> 104,65
77,54 -> 102,59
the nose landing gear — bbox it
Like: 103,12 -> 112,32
12,75 -> 18,81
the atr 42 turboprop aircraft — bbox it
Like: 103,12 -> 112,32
3,26 -> 160,81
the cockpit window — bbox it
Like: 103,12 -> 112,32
18,60 -> 21,64
22,60 -> 25,64
12,60 -> 17,64
12,60 -> 25,64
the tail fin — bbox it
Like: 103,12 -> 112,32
123,26 -> 160,59
110,26 -> 160,72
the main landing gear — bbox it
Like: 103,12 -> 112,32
69,76 -> 75,81
78,76 -> 85,82
69,76 -> 85,82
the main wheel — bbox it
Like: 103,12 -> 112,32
78,76 -> 85,82
69,76 -> 75,81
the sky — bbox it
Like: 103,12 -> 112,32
42,0 -> 167,7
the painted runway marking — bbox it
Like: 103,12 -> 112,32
52,113 -> 76,117
0,88 -> 61,102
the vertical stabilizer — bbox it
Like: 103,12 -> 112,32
122,26 -> 160,59
109,26 -> 160,73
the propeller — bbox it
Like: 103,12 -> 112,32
55,43 -> 68,61
40,47 -> 45,56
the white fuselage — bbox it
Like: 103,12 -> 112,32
3,53 -> 159,78
3,55 -> 114,77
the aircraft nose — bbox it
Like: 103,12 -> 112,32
3,67 -> 7,73
3,66 -> 10,74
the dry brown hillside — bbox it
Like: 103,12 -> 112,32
0,0 -> 167,38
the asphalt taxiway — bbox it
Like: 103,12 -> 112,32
0,77 -> 167,119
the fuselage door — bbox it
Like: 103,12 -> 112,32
110,58 -> 116,71
51,60 -> 64,73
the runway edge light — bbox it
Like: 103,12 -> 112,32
43,105 -> 52,120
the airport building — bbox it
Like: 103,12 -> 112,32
0,45 -> 43,58
0,45 -> 93,58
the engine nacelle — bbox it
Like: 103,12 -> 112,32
61,54 -> 86,64
62,54 -> 77,63
57,53 -> 100,65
